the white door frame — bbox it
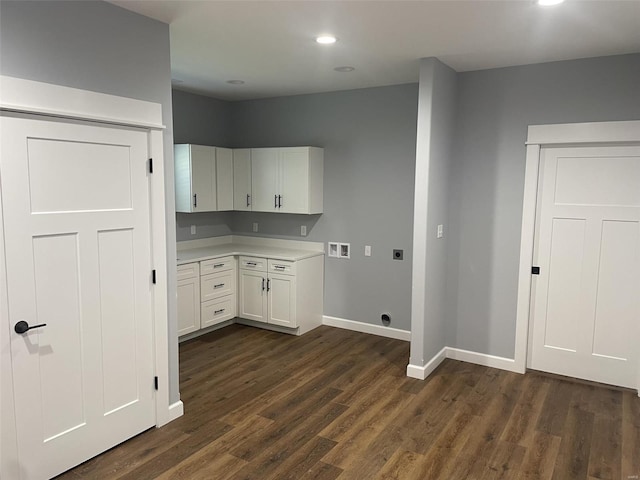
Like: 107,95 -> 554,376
513,120 -> 640,394
0,76 -> 179,478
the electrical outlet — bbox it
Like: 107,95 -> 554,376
301,225 -> 307,236
437,224 -> 444,239
190,225 -> 196,235
253,222 -> 258,233
365,245 -> 371,257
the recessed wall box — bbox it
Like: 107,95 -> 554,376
339,243 -> 350,259
328,242 -> 339,258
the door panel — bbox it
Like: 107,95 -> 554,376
279,147 -> 309,214
268,273 -> 296,328
191,145 -> 216,212
531,145 -> 640,388
233,149 -> 252,211
239,270 -> 267,322
251,148 -> 278,212
1,115 -> 155,479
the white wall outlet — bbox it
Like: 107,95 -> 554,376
253,222 -> 259,232
365,245 -> 372,257
190,225 -> 196,235
339,243 -> 350,259
328,242 -> 339,258
437,224 -> 444,239
301,225 -> 307,236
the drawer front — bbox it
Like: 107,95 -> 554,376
177,262 -> 199,281
239,256 -> 267,272
201,256 -> 236,275
201,270 -> 236,301
201,296 -> 236,328
268,259 -> 296,276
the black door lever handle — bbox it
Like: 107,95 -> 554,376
14,321 -> 47,334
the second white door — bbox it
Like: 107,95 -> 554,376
530,145 -> 640,388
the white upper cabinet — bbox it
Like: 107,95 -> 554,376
233,148 -> 252,211
251,147 -> 323,214
216,147 -> 234,211
175,144 -> 234,213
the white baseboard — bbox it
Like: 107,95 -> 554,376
322,315 -> 411,341
445,347 -> 520,373
406,347 -> 447,380
167,401 -> 184,423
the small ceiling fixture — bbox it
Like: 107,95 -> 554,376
334,66 -> 355,73
316,35 -> 337,45
226,80 -> 245,85
537,0 -> 565,6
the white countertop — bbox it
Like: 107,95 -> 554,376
177,242 -> 324,265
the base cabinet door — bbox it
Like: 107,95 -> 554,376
177,265 -> 201,336
268,273 -> 296,328
239,270 -> 268,323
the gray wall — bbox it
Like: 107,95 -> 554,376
447,53 -> 640,358
410,58 -> 458,367
0,0 -> 180,403
228,85 -> 419,330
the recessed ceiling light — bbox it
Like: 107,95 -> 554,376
334,66 -> 355,73
226,80 -> 245,85
537,0 -> 565,6
316,35 -> 337,45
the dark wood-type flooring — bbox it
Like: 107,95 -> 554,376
58,324 -> 639,479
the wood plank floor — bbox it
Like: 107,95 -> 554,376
57,325 -> 640,480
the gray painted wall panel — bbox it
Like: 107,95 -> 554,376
0,0 -> 180,403
447,54 -> 640,358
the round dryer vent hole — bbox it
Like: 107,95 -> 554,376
381,313 -> 391,326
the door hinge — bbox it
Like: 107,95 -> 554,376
154,376 -> 159,390
152,269 -> 157,284
531,266 -> 540,275
149,158 -> 154,173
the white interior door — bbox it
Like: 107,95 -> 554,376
530,145 -> 640,388
1,115 -> 156,479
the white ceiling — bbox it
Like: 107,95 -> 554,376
109,0 -> 640,101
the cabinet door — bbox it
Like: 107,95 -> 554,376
216,147 -> 233,211
268,273 -> 296,328
233,149 -> 252,211
251,148 -> 279,212
177,276 -> 200,336
191,145 -> 217,212
239,270 -> 267,323
279,147 -> 309,214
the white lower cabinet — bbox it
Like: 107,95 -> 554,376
238,256 -> 322,333
177,263 -> 201,336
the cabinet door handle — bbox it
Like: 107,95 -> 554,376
274,194 -> 278,208
267,278 -> 271,292
262,278 -> 265,291
214,308 -> 225,315
214,283 -> 225,289
193,193 -> 197,208
246,194 -> 250,207
278,195 -> 282,208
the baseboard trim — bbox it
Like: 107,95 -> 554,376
445,347 -> 520,373
322,315 -> 411,341
158,400 -> 184,427
406,347 -> 447,380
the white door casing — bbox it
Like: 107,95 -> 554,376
0,75 -> 176,480
514,120 -> 640,394
530,145 -> 640,388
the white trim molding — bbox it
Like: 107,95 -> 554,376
322,316 -> 411,342
166,401 -> 185,424
515,120 -> 640,394
407,347 -> 447,380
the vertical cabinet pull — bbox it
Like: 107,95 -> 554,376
246,193 -> 251,207
278,195 -> 282,208
274,194 -> 278,208
267,278 -> 271,292
193,193 -> 197,208
262,278 -> 265,291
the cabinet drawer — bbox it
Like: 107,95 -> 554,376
201,296 -> 236,328
177,262 -> 199,281
201,256 -> 236,275
268,259 -> 296,276
239,256 -> 267,272
201,270 -> 236,301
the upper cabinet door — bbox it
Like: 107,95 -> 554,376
279,147 -> 310,214
233,149 -> 252,211
251,148 -> 279,212
190,145 -> 217,212
216,147 -> 233,211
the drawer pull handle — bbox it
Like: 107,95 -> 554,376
274,265 -> 285,270
246,262 -> 257,266
213,263 -> 225,268
214,283 -> 225,289
214,308 -> 225,315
